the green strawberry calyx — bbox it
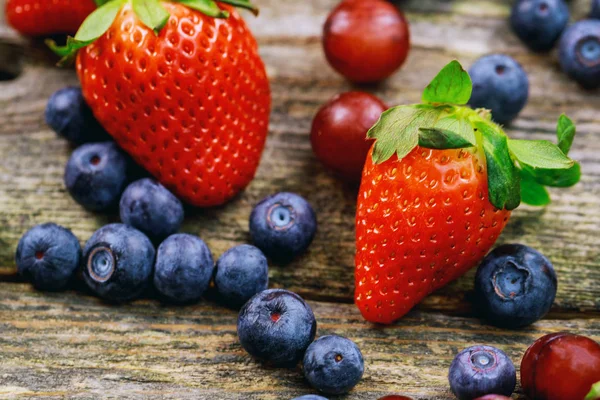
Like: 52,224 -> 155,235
46,0 -> 258,65
586,382 -> 600,400
368,60 -> 580,211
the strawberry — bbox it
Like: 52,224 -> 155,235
356,146 -> 510,324
6,0 -> 97,36
48,0 -> 270,207
355,61 -> 580,324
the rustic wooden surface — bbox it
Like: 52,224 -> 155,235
0,0 -> 599,398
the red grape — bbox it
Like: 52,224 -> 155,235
311,91 -> 387,182
323,0 -> 410,83
521,332 -> 600,400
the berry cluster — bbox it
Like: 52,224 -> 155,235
5,0 -> 596,398
238,290 -> 364,395
16,202 -> 271,307
448,332 -> 600,400
511,0 -> 600,89
20,86 -> 363,396
18,101 -> 318,304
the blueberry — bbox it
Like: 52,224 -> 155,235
45,87 -> 110,144
237,289 -> 317,367
468,54 -> 529,125
559,20 -> 600,89
15,223 -> 81,291
592,0 -> 600,19
448,345 -> 516,400
153,234 -> 214,304
292,396 -> 329,400
474,244 -> 557,329
82,223 -> 155,302
214,244 -> 269,308
119,178 -> 184,243
64,142 -> 129,211
303,335 -> 364,395
249,192 -> 317,263
510,0 -> 569,52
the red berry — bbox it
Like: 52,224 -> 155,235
356,146 -> 511,324
6,0 -> 96,36
378,396 -> 414,400
353,61 -> 579,325
323,0 -> 410,83
76,2 -> 270,207
521,332 -> 600,400
310,91 -> 387,182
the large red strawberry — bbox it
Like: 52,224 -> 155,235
6,0 -> 97,36
48,0 -> 270,207
355,61 -> 580,324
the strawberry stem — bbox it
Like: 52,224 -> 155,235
585,382 -> 600,400
367,60 -> 580,211
47,0 -> 259,63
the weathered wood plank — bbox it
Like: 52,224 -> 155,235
0,282 -> 598,399
0,1 -> 599,398
0,0 -> 599,315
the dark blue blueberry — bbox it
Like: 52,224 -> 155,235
448,345 -> 516,400
468,54 -> 529,125
153,234 -> 214,304
249,192 -> 317,263
292,396 -> 329,400
215,244 -> 269,308
237,289 -> 317,367
82,223 -> 155,302
64,142 -> 129,211
15,223 -> 81,291
303,335 -> 364,395
119,178 -> 184,243
510,0 -> 569,52
474,244 -> 557,329
45,87 -> 110,144
559,20 -> 600,89
592,0 -> 600,19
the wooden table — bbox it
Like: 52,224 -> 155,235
0,0 -> 599,398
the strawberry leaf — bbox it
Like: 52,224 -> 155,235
132,0 -> 170,34
433,113 -> 476,144
522,162 -> 581,188
48,0 -> 259,62
477,121 -> 521,210
367,62 -> 580,211
46,0 -> 125,64
508,139 -> 574,170
368,105 -> 446,164
46,36 -> 94,59
557,114 -> 576,155
176,0 -> 230,18
418,128 -> 475,149
512,114 -> 580,191
61,0 -> 124,42
520,176 -> 550,206
219,0 -> 259,15
585,382 -> 600,400
422,60 -> 472,105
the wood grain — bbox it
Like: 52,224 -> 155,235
0,0 -> 599,397
0,0 -> 599,313
0,282 -> 598,399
